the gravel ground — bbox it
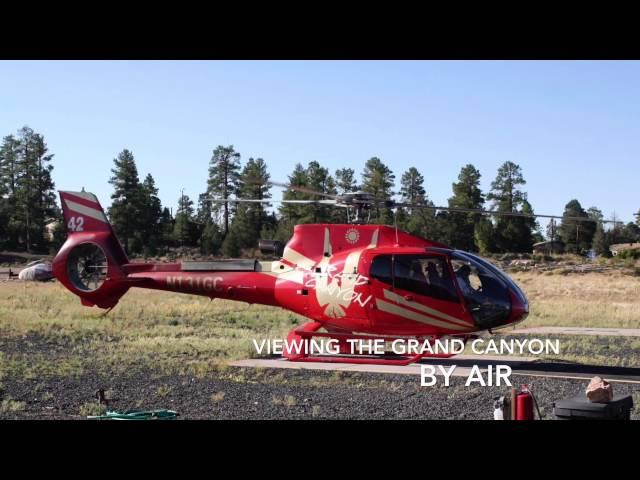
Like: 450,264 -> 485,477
2,333 -> 638,420
1,366 -> 639,420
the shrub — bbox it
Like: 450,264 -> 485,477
0,398 -> 26,413
79,402 -> 106,417
617,249 -> 640,260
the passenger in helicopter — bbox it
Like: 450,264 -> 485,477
425,261 -> 441,287
410,261 -> 427,283
455,264 -> 486,306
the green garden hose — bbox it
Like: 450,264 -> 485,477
87,409 -> 178,420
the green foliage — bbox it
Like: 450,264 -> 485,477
399,167 -> 425,204
487,161 -> 535,253
445,164 -> 485,251
558,199 -> 596,253
592,221 -> 610,257
107,149 -> 143,254
276,161 -> 337,231
173,192 -> 197,247
79,402 -> 107,417
221,227 -> 241,257
474,217 -> 496,254
617,248 -> 640,260
395,166 -> 439,241
5,126 -> 624,260
231,157 -> 272,249
49,212 -> 68,254
158,207 -> 174,251
200,220 -> 222,255
0,127 -> 58,252
106,150 -> 166,255
0,397 -> 26,413
335,168 -> 358,194
620,222 -> 640,244
207,145 -> 241,235
360,157 -> 395,224
140,174 -> 163,255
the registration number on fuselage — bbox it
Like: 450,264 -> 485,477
165,276 -> 224,292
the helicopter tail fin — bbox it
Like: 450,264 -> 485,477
58,190 -> 128,263
60,190 -> 112,235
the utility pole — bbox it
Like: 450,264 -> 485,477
180,188 -> 185,248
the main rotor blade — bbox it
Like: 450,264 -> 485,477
208,198 -> 338,205
268,181 -> 340,200
394,203 -> 622,224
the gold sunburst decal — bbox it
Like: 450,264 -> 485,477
345,228 -> 360,244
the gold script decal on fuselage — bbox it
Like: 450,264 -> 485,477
308,262 -> 373,318
166,276 -> 224,292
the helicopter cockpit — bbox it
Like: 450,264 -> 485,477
447,252 -> 510,328
370,248 -> 529,330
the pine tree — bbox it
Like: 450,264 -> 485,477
587,207 -> 604,224
207,145 -> 241,236
446,164 -> 485,252
487,161 -> 535,253
360,157 -> 395,224
399,167 -> 426,206
7,127 -> 58,252
231,157 -> 272,250
335,168 -> 358,194
174,192 -> 195,247
474,217 -> 496,254
0,135 -> 19,248
158,207 -> 174,250
592,221 -> 610,257
397,166 -> 437,239
276,163 -> 311,241
306,161 -> 335,223
200,220 -> 223,255
139,174 -> 163,255
545,219 -> 559,242
621,222 -> 640,244
108,149 -> 144,254
558,199 -> 595,253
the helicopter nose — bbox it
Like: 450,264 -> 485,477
508,288 -> 529,325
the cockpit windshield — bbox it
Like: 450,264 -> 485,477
449,251 -> 512,329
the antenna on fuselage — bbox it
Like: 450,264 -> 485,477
393,207 -> 399,245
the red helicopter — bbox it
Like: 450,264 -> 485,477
52,185 -> 609,365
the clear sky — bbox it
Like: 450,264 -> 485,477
1,60 -> 638,226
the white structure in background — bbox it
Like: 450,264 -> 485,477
18,260 -> 54,281
609,243 -> 639,256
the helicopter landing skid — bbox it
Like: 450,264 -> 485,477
283,321 -> 457,366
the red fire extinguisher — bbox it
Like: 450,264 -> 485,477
516,385 -> 534,420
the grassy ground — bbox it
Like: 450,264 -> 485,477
0,282 -> 301,380
1,271 -> 639,382
511,271 -> 640,328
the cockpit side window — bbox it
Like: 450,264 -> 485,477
370,255 -> 392,285
393,255 -> 459,303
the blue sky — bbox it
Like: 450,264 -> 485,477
1,60 -> 638,227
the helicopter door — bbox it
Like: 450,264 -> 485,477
369,254 -> 471,334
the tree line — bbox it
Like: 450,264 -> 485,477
1,126 -> 639,257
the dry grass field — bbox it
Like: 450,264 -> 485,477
511,271 -> 640,328
1,270 -> 639,382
